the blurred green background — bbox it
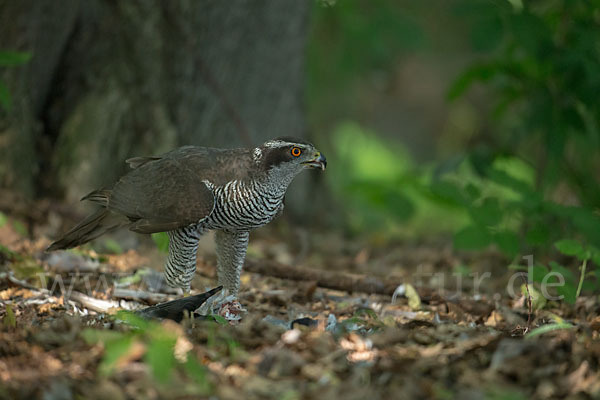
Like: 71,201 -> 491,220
307,0 -> 600,267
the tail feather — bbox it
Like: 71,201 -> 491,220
47,208 -> 126,251
80,189 -> 111,206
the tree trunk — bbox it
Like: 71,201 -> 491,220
0,0 -> 310,214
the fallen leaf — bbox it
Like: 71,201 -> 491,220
405,284 -> 422,310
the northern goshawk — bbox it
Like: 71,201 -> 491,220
48,138 -> 326,303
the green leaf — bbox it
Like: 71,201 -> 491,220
116,310 -> 151,330
570,209 -> 600,247
470,198 -> 503,227
429,180 -> 468,206
0,51 -> 32,66
547,262 -> 578,304
554,239 -> 585,259
507,0 -> 523,12
339,317 -> 367,332
211,315 -> 228,325
184,358 -> 211,392
548,262 -> 575,284
589,246 -> 600,267
3,304 -> 16,328
525,322 -> 574,339
486,168 -> 536,198
151,232 -> 170,253
354,308 -> 379,320
525,224 -> 549,246
117,270 -> 145,286
520,284 -> 546,310
494,231 -> 520,257
529,264 -> 548,284
12,220 -> 27,237
557,283 -> 577,304
508,264 -> 526,271
81,328 -> 125,344
447,63 -> 498,100
99,335 -> 134,376
103,238 -> 124,254
0,244 -> 18,260
226,338 -> 240,357
454,225 -> 491,250
145,336 -> 176,384
464,183 -> 481,202
548,207 -> 600,247
0,212 -> 7,227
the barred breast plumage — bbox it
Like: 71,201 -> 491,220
205,179 -> 285,230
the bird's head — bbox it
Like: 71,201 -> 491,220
255,137 -> 327,178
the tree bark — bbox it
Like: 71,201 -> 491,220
0,0 -> 310,214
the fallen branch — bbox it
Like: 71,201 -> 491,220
242,260 -> 495,315
5,272 -> 50,294
68,291 -> 134,313
244,258 -> 423,297
4,272 -> 136,314
112,289 -> 169,304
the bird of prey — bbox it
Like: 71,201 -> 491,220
48,137 -> 326,309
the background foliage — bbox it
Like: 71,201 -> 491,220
308,0 -> 600,297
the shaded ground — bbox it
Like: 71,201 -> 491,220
0,205 -> 599,400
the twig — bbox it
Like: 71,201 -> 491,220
7,272 -> 50,294
4,272 -> 136,313
112,288 -> 169,304
576,259 -> 588,299
68,291 -> 131,313
521,275 -> 532,333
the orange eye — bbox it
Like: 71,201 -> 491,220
291,147 -> 302,157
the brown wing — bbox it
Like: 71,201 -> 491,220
126,156 -> 162,169
107,147 -> 216,234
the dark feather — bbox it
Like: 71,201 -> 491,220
109,156 -> 215,233
126,156 -> 162,169
136,286 -> 223,322
46,209 -> 127,251
81,189 -> 111,206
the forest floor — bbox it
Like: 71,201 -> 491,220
0,203 -> 599,400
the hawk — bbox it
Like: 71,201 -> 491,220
48,138 -> 326,304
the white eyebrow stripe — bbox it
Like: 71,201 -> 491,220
264,140 -> 307,148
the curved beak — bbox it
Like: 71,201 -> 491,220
303,151 -> 327,171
